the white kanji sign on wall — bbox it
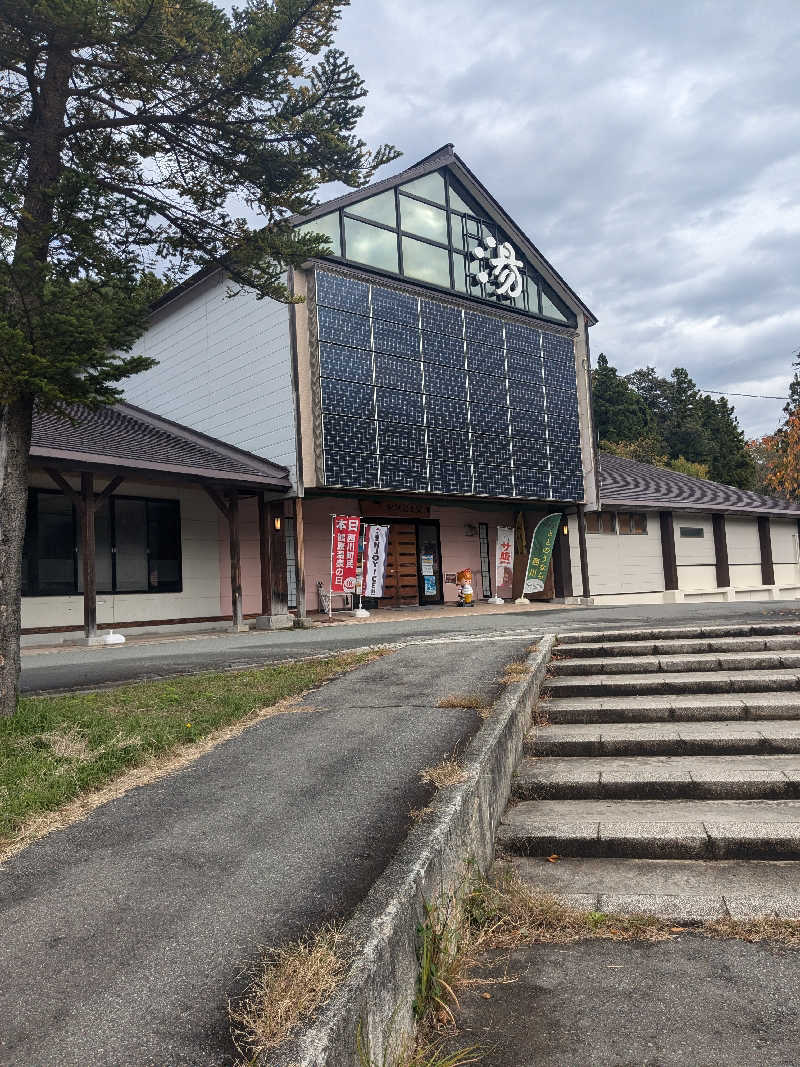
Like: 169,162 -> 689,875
471,234 -> 523,299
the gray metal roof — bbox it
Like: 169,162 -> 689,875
600,452 -> 800,517
30,402 -> 291,492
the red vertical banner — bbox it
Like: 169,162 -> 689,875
330,515 -> 361,593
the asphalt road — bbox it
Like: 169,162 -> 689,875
21,600 -> 800,693
445,937 -> 800,1066
1,636 -> 530,1067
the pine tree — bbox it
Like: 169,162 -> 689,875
591,353 -> 653,444
698,395 -> 755,489
0,0 -> 398,716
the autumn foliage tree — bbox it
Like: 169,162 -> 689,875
752,411 -> 800,501
0,0 -> 397,716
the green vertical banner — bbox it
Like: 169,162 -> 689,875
523,514 -> 563,594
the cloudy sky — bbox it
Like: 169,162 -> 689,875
316,0 -> 800,438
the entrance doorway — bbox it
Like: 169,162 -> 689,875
364,519 -> 444,608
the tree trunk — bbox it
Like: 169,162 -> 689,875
0,396 -> 33,717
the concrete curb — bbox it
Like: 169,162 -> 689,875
266,633 -> 556,1067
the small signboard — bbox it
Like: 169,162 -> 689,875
330,515 -> 361,594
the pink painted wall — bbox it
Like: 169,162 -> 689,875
300,495 -> 518,609
432,504 -> 516,602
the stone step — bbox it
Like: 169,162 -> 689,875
544,668 -> 800,700
543,690 -> 800,724
556,634 -> 800,660
498,798 -> 800,860
526,720 -> 800,757
561,622 -> 800,645
507,855 -> 800,921
550,650 -> 800,677
513,754 -> 800,800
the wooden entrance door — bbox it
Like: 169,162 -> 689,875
381,523 -> 419,606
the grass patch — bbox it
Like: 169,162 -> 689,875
500,661 -> 529,686
230,922 -> 350,1060
420,759 -> 468,789
1,649 -> 385,857
466,866 -> 675,946
703,916 -> 800,946
436,693 -> 491,719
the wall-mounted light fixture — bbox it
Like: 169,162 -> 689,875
273,516 -> 282,531
562,522 -> 569,537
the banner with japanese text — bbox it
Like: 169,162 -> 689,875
362,524 -> 390,598
495,526 -> 515,590
330,515 -> 361,594
522,514 -> 562,594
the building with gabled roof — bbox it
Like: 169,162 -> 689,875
19,145 -> 800,641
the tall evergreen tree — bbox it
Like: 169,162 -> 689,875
591,353 -> 652,444
0,0 -> 398,716
661,367 -> 712,465
698,395 -> 755,489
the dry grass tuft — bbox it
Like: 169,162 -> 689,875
410,805 -> 434,821
501,661 -> 529,686
420,760 -> 469,789
703,916 -> 800,946
436,694 -> 491,719
462,865 -> 675,948
39,728 -> 91,761
230,923 -> 350,1060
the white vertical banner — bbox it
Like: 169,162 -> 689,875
495,526 -> 515,590
362,524 -> 390,598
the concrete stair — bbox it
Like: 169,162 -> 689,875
498,624 -> 800,921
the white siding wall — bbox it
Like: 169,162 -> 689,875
568,513 -> 665,596
674,513 -> 716,591
771,519 -> 800,587
726,516 -> 763,588
22,477 -> 222,630
123,271 -> 298,487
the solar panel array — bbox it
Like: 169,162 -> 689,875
315,269 -> 584,501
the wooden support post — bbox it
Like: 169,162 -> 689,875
712,514 -> 730,589
294,496 -> 307,617
576,504 -> 591,599
270,502 -> 289,616
258,493 -> 272,617
551,512 -> 573,599
659,511 -> 678,591
758,516 -> 775,586
80,472 -> 97,641
228,490 -> 245,631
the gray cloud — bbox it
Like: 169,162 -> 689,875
328,0 -> 800,435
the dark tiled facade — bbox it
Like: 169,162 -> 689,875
314,269 -> 584,501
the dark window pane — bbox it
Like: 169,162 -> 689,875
147,500 -> 181,592
37,492 -> 75,594
21,493 -> 35,596
400,195 -> 448,243
618,512 -> 631,535
542,290 -> 568,322
114,498 -> 148,591
348,190 -> 396,226
297,212 -> 341,256
401,237 -> 450,287
343,216 -> 398,272
400,172 -> 446,205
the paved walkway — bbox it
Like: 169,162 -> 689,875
20,601 -> 800,694
0,636 -> 530,1066
444,937 -> 800,1065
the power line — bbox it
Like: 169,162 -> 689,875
700,388 -> 789,401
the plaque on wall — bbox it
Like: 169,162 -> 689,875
359,499 -> 431,519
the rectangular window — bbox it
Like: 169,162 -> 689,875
618,512 -> 648,535
343,216 -> 399,273
23,488 -> 181,596
401,236 -> 451,287
585,512 -> 616,534
679,526 -> 705,538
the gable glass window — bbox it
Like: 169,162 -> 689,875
22,489 -> 181,596
295,168 -> 577,327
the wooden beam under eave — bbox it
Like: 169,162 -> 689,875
227,490 -> 245,631
712,514 -> 730,589
576,504 -> 591,599
659,511 -> 678,591
758,516 -> 775,586
80,472 -> 97,641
